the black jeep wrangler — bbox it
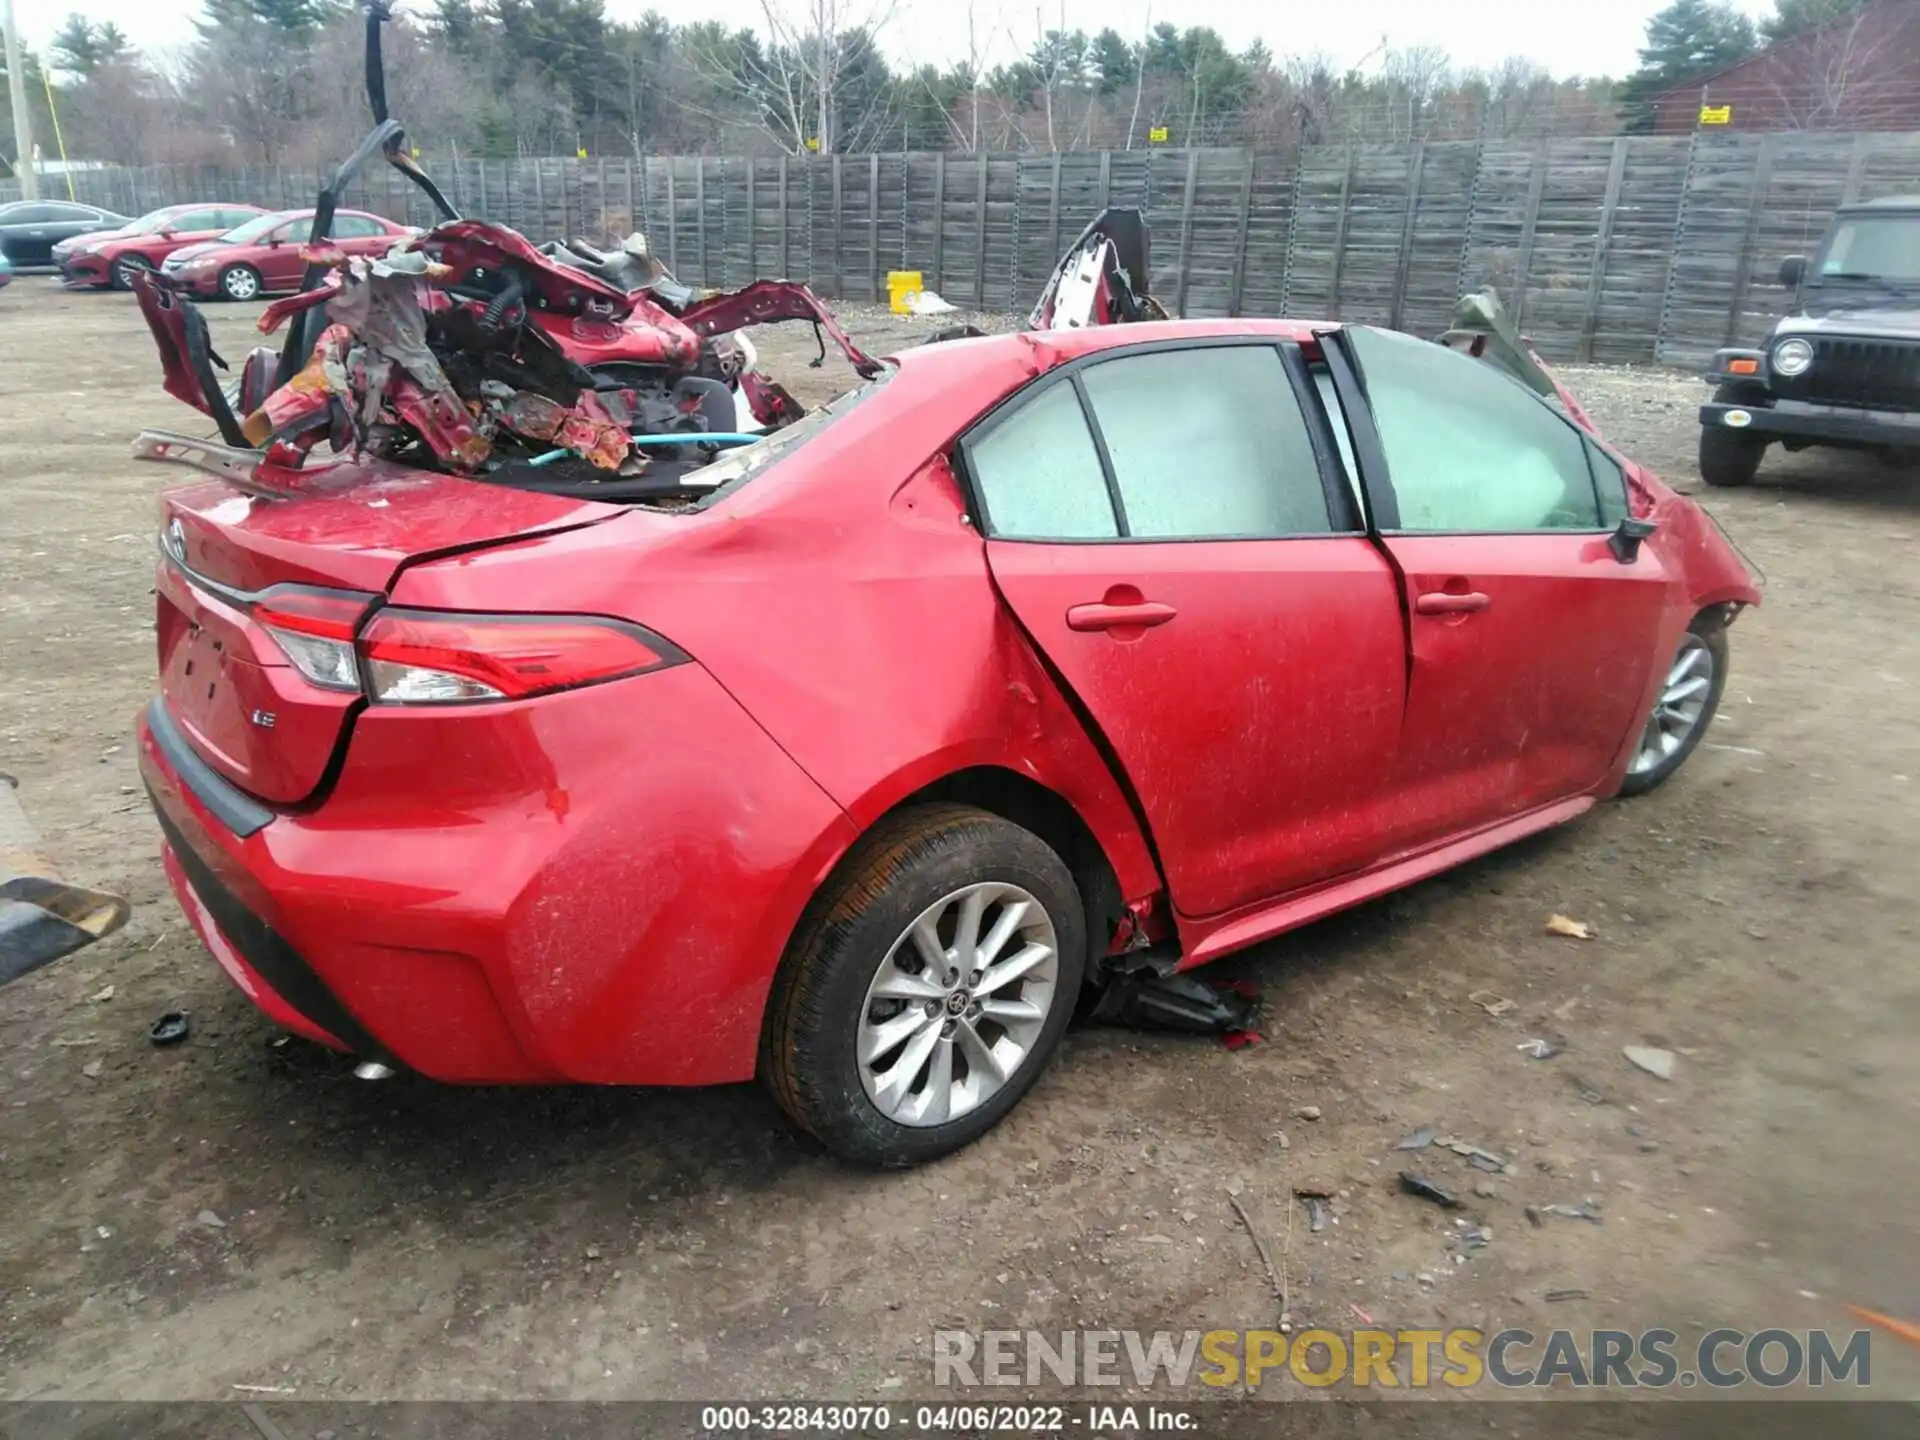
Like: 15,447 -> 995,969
1699,196 -> 1920,486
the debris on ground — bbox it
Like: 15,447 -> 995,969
1294,1104 -> 1322,1122
1527,1200 -> 1605,1226
1089,970 -> 1260,1036
196,1210 -> 226,1229
89,984 -> 115,1003
1544,1288 -> 1591,1303
1227,1192 -> 1287,1318
1434,1135 -> 1516,1174
1517,1036 -> 1566,1060
1398,1172 -> 1463,1209
1468,989 -> 1516,1017
1623,1045 -> 1677,1080
1460,1223 -> 1493,1249
148,1012 -> 190,1047
1395,1126 -> 1436,1151
904,290 -> 958,316
81,1060 -> 103,1079
1546,914 -> 1596,940
1848,1306 -> 1920,1349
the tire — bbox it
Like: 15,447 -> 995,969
110,254 -> 153,291
1619,615 -> 1729,796
1699,387 -> 1767,487
219,264 -> 263,302
761,803 -> 1086,1167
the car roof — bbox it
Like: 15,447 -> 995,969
1838,195 -> 1920,214
901,317 -> 1335,376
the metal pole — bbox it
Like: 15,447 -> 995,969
3,0 -> 40,200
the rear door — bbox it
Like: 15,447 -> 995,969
257,220 -> 308,288
4,205 -> 58,265
961,340 -> 1408,920
1324,325 -> 1676,851
334,213 -> 400,258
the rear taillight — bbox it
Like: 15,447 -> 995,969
358,610 -> 684,704
245,586 -> 681,705
254,587 -> 377,693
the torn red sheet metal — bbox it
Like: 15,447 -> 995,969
241,322 -> 351,446
497,390 -> 633,472
679,280 -> 884,379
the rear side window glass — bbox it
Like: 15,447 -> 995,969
333,215 -> 384,239
1350,326 -> 1603,533
969,383 -> 1119,539
1079,347 -> 1333,537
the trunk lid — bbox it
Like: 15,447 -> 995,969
156,465 -> 621,805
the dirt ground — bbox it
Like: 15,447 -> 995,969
2,276 -> 1918,1405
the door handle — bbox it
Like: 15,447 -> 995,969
1066,600 -> 1178,632
1414,590 -> 1491,615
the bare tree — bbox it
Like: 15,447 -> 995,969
753,0 -> 900,153
1761,10 -> 1874,129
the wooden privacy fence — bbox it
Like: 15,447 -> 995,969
19,132 -> 1920,367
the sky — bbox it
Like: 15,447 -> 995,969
22,0 -> 1783,81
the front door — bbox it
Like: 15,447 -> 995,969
960,339 -> 1409,920
1326,325 -> 1677,852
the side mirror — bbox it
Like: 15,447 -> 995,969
158,226 -> 176,239
1609,516 -> 1659,565
1778,255 -> 1806,289
265,234 -> 283,247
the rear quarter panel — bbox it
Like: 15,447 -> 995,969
390,338 -> 1164,921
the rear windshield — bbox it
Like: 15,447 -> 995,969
1819,216 -> 1920,283
691,371 -> 891,509
220,211 -> 302,244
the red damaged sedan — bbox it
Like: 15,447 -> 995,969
136,317 -> 1759,1165
59,204 -> 266,290
159,207 -> 415,300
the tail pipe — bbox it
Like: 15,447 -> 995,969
0,775 -> 132,989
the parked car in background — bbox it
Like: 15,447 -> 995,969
0,200 -> 128,267
161,208 -> 415,300
1699,196 -> 1920,487
0,253 -> 12,289
59,204 -> 267,290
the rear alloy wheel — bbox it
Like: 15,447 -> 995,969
1620,617 -> 1729,796
1699,387 -> 1767,487
219,264 -> 263,302
110,254 -> 153,291
762,804 -> 1085,1167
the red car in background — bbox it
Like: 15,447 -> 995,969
161,208 -> 415,300
59,204 -> 267,290
133,314 -> 1761,1167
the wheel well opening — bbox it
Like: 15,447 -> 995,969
893,767 -> 1125,974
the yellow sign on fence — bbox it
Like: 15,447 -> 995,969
1700,104 -> 1733,125
806,136 -> 821,151
1149,125 -> 1169,143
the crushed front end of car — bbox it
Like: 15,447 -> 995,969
130,0 -> 881,507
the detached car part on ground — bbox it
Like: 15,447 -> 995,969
1700,196 -> 1920,487
1,777 -> 130,991
128,19 -> 1759,1163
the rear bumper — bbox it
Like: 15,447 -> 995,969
137,664 -> 856,1087
1700,399 -> 1920,448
